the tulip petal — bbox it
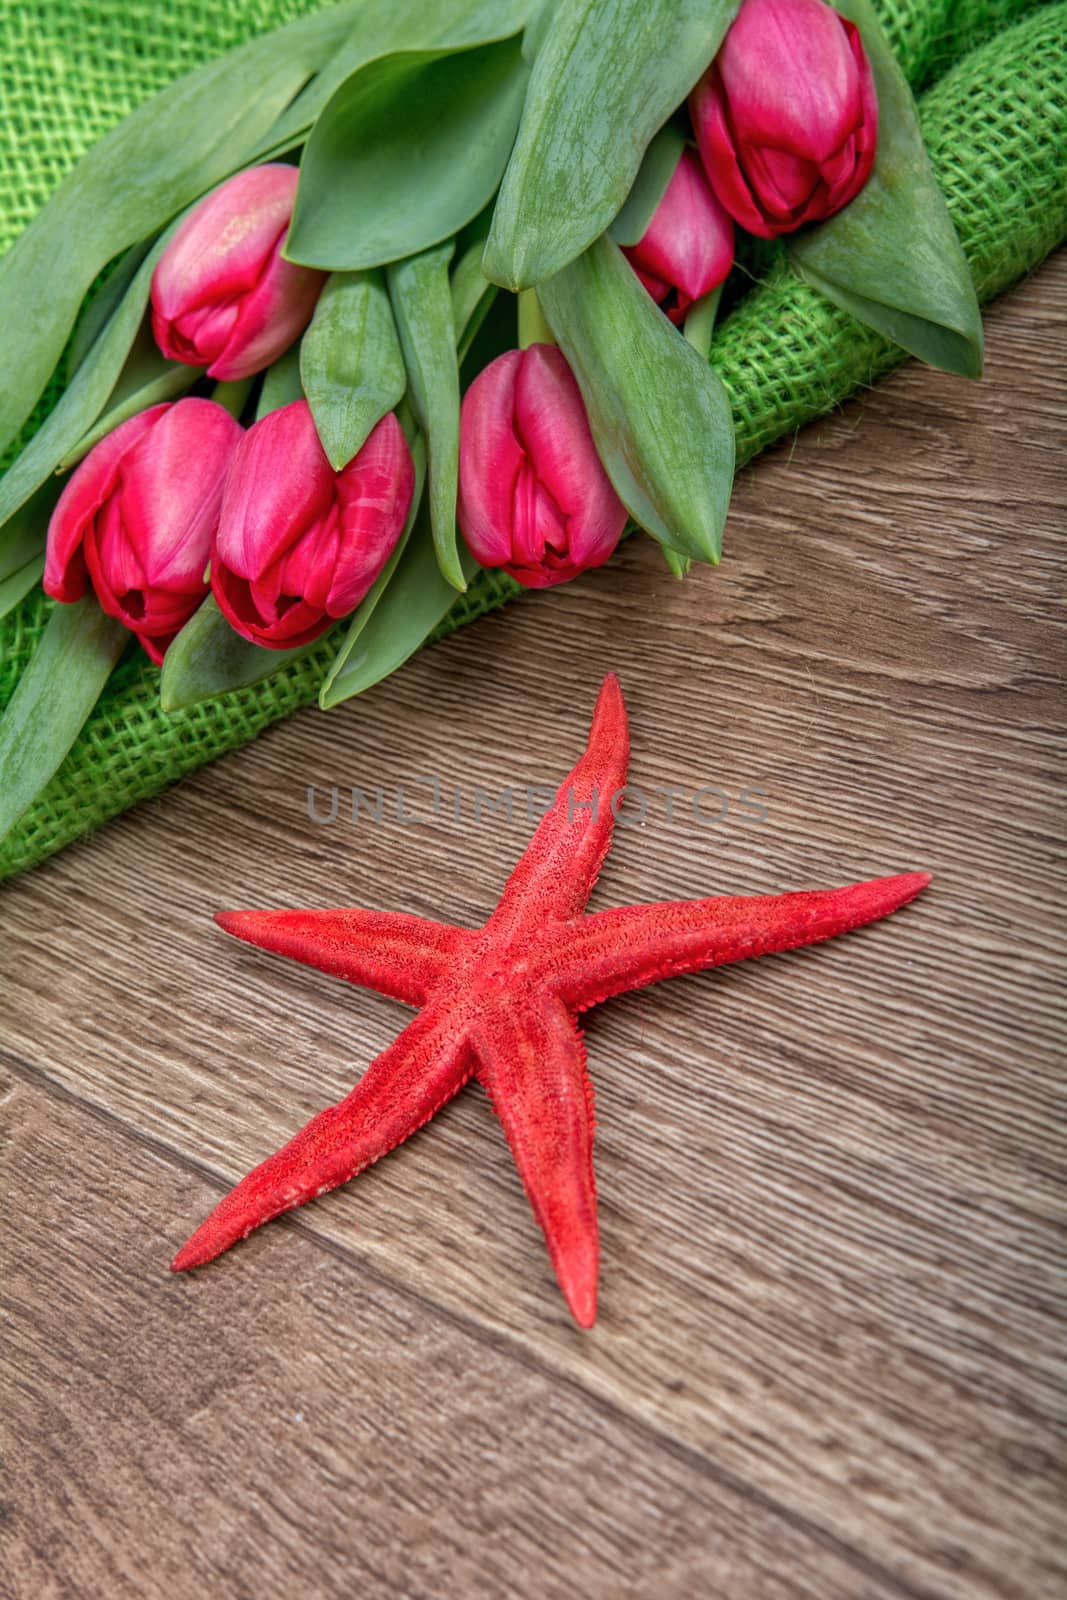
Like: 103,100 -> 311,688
43,404 -> 167,604
458,344 -> 625,586
113,398 -> 243,590
513,345 -> 626,572
457,351 -> 525,568
212,562 -> 332,648
151,164 -> 324,378
137,628 -> 182,666
210,404 -> 412,644
691,0 -> 877,238
510,459 -> 568,569
716,0 -> 862,164
157,297 -> 241,368
248,597 -> 328,646
209,245 -> 325,381
214,399 -> 336,581
77,399 -> 238,637
83,494 -> 145,623
743,144 -> 821,219
272,507 -> 341,613
626,150 -> 734,305
152,165 -> 300,320
691,72 -> 772,238
329,413 -> 415,616
627,263 -> 671,304
512,346 -> 599,519
845,21 -> 879,191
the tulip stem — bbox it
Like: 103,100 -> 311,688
255,348 -> 304,420
396,398 -> 419,452
683,286 -> 722,362
212,378 -> 254,421
517,289 -> 556,350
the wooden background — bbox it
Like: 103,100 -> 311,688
1,256 -> 1063,1600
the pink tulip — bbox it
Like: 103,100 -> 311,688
623,148 -> 734,324
151,164 -> 325,380
690,0 -> 878,239
44,398 -> 242,664
211,400 -> 414,649
457,345 -> 627,589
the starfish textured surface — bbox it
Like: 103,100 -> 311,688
172,674 -> 930,1326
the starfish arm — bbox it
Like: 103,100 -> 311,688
554,872 -> 932,1009
473,999 -> 599,1328
171,1004 -> 473,1271
213,907 -> 465,1007
488,673 -> 630,934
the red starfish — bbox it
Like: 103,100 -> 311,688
173,674 -> 929,1326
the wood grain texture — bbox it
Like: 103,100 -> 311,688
3,1075 -> 895,1600
2,253 -> 1065,1600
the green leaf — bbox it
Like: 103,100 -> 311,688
0,1 -> 540,457
456,287 -> 499,366
0,480 -> 60,585
321,503 -> 478,710
484,0 -> 738,289
256,346 -> 305,419
58,325 -> 202,471
522,0 -> 558,63
301,271 -> 407,470
286,35 -> 530,272
450,212 -> 500,361
608,123 -> 687,247
452,261 -> 491,341
0,5 -> 366,462
788,0 -> 983,378
683,284 -> 723,361
538,234 -> 735,565
0,555 -> 45,625
0,475 -> 57,623
458,280 -> 517,387
0,239 -> 167,534
388,245 -> 467,590
0,597 -> 128,840
159,595 -> 326,713
258,0 -> 537,160
68,242 -> 153,373
661,547 -> 692,579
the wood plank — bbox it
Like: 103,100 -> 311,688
0,1072 -> 905,1600
1,257 -> 1064,1599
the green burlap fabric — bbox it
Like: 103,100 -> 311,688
0,0 -> 1063,880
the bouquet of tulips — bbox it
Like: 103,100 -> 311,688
0,0 -> 1009,855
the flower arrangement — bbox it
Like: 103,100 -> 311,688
0,0 -> 1063,879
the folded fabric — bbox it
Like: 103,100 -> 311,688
0,0 -> 1063,881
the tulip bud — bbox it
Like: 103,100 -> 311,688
211,399 -> 415,649
44,398 -> 242,664
690,0 -> 878,239
457,345 -> 627,589
151,164 -> 326,380
622,148 -> 734,324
